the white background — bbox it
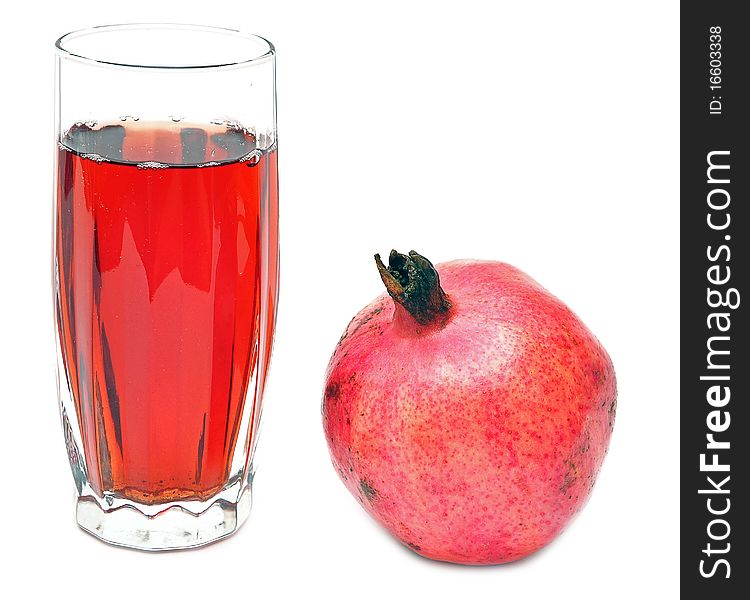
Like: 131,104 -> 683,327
0,1 -> 679,597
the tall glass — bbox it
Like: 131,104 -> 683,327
53,24 -> 278,550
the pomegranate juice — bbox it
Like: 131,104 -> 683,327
55,121 -> 278,504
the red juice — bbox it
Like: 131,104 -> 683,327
55,120 -> 278,503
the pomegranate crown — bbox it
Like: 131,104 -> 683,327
374,250 -> 452,327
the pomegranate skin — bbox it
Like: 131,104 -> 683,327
322,259 -> 616,565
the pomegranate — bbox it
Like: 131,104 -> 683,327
322,250 -> 616,565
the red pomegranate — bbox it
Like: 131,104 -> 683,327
322,250 -> 616,565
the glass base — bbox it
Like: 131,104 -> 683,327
76,484 -> 252,551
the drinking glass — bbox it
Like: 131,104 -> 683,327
53,24 -> 278,550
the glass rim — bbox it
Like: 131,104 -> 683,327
55,23 -> 275,71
